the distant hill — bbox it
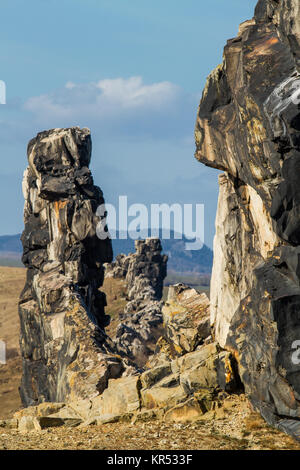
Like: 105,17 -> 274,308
0,234 -> 22,253
0,232 -> 213,274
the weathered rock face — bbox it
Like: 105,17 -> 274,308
195,0 -> 300,438
105,239 -> 168,368
19,127 -> 124,406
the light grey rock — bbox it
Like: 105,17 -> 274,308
0,419 -> 18,429
90,375 -> 141,418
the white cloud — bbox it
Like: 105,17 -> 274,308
96,76 -> 179,109
24,76 -> 181,120
22,76 -> 199,140
0,74 -> 200,174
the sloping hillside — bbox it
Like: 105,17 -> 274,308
0,235 -> 22,253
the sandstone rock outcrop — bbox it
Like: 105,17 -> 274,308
195,0 -> 300,439
19,127 -> 124,406
105,239 -> 168,368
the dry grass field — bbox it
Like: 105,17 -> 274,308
0,267 -> 25,419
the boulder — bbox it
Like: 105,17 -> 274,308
140,342 -> 238,412
14,402 -> 65,420
177,343 -> 238,394
164,396 -> 211,423
140,381 -> 187,410
140,363 -> 172,389
18,416 -> 41,433
90,375 -> 141,419
0,419 -> 18,429
162,284 -> 210,354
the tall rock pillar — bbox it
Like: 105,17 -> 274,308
19,127 -> 123,406
195,0 -> 300,438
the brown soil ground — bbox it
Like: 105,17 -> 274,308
0,267 -> 25,419
1,267 -> 300,450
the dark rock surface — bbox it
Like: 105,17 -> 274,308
195,0 -> 300,439
19,127 -> 123,406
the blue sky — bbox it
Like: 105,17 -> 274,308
0,0 -> 256,247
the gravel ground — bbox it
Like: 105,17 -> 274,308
1,395 -> 300,451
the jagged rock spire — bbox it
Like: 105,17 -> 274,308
19,127 -> 123,406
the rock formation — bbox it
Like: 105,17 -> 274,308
195,0 -> 300,439
17,134 -> 241,429
13,283 -> 239,430
17,0 -> 300,439
105,239 -> 168,368
19,127 -> 124,406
